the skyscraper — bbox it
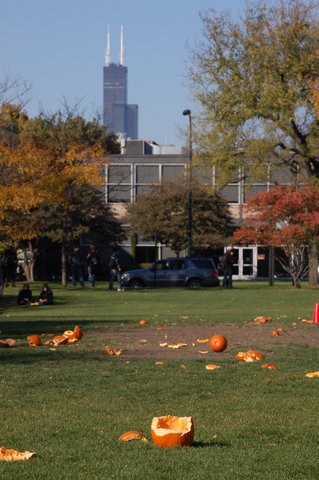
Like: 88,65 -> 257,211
103,26 -> 138,140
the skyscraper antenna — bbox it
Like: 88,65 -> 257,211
120,25 -> 124,65
105,25 -> 111,65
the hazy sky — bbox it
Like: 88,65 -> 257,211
1,0 -> 248,145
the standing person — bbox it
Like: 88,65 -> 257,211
4,246 -> 18,287
69,246 -> 85,287
222,248 -> 234,288
86,244 -> 99,287
108,247 -> 123,291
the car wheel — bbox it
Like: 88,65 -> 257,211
187,278 -> 201,289
128,279 -> 145,289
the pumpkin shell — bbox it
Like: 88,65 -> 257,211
151,415 -> 194,448
209,334 -> 227,352
73,325 -> 83,340
52,335 -> 68,346
27,335 -> 42,347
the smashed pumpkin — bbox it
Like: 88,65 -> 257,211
27,335 -> 42,347
271,328 -> 284,337
151,415 -> 194,448
261,363 -> 278,370
205,364 -> 221,370
0,447 -> 36,461
104,346 -> 123,356
63,325 -> 83,343
0,338 -> 16,348
118,431 -> 148,442
255,316 -> 271,323
209,334 -> 228,352
52,335 -> 68,346
236,350 -> 264,362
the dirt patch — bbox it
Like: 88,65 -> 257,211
99,321 -> 319,361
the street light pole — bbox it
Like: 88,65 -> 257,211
183,109 -> 193,257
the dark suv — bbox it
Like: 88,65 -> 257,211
121,257 -> 220,289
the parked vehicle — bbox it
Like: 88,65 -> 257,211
121,257 -> 220,289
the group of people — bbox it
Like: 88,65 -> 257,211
69,245 -> 123,290
17,283 -> 53,306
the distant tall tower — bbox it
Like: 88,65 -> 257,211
103,26 -> 138,140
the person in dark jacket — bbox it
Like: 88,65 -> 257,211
38,283 -> 53,305
69,246 -> 85,287
222,248 -> 234,288
17,283 -> 33,305
108,247 -> 123,291
86,244 -> 99,287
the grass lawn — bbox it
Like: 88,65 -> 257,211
1,281 -> 319,479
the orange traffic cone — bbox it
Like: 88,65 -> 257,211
313,304 -> 319,323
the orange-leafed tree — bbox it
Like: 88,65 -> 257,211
0,105 -> 121,285
233,185 -> 319,287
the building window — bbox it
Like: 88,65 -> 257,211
107,164 -> 132,203
108,165 -> 131,184
244,184 -> 268,200
107,185 -> 131,203
136,165 -> 159,183
162,165 -> 185,179
220,184 -> 240,203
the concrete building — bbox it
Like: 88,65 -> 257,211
103,26 -> 138,140
106,140 -> 301,280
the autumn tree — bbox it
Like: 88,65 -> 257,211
188,0 -> 319,284
233,185 -> 319,287
0,105 -> 121,284
127,177 -> 232,256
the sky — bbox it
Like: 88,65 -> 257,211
1,0 -> 248,146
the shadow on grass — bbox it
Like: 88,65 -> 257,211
193,441 -> 231,448
0,318 -> 133,338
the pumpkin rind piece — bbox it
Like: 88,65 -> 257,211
151,415 -> 194,448
0,447 -> 36,461
118,431 -> 148,442
52,335 -> 68,346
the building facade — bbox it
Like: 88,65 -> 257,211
103,27 -> 138,140
105,140 -> 301,280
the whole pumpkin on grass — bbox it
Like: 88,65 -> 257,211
151,415 -> 194,447
209,334 -> 228,352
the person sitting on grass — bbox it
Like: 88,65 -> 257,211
38,283 -> 53,305
17,283 -> 33,305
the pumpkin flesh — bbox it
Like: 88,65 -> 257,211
151,415 -> 194,447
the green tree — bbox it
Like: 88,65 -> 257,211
127,177 -> 232,256
188,0 -> 319,284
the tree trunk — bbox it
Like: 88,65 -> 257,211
23,241 -> 35,282
308,239 -> 319,286
61,242 -> 67,287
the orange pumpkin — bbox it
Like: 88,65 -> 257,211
209,334 -> 228,352
27,335 -> 42,347
139,319 -> 147,326
151,415 -> 194,448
